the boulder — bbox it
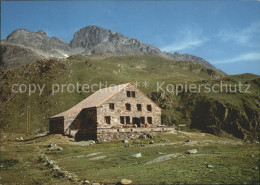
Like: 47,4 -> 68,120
47,144 -> 63,151
82,180 -> 90,185
131,153 -> 142,158
185,149 -> 197,154
161,138 -> 170,142
123,140 -> 129,144
120,179 -> 132,185
15,137 -> 24,141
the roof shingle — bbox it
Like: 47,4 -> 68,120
50,83 -> 130,118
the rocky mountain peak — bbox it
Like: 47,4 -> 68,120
70,25 -> 162,55
36,30 -> 47,37
4,28 -> 73,59
2,25 -> 224,74
70,25 -> 121,49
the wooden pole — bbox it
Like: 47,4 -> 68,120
26,106 -> 28,137
26,106 -> 31,137
28,106 -> 31,135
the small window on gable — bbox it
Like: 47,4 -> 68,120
105,116 -> 111,124
120,116 -> 125,124
126,116 -> 130,124
127,91 -> 136,98
126,103 -> 131,111
147,117 -> 152,124
137,104 -> 142,111
109,103 -> 115,110
147,104 -> 152,111
131,91 -> 136,98
127,91 -> 131,97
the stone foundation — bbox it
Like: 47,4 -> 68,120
96,127 -> 175,142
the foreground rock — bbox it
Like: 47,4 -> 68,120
15,137 -> 24,141
185,149 -> 197,154
46,144 -> 63,151
131,153 -> 142,158
146,153 -> 182,164
120,179 -> 132,185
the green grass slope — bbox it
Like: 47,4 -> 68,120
0,55 -> 259,141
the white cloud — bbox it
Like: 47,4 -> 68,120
213,52 -> 260,64
160,26 -> 207,52
218,22 -> 260,46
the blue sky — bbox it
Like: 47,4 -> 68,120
1,1 -> 260,75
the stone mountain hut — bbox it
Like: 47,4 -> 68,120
49,82 -> 173,141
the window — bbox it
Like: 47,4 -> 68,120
120,116 -> 125,124
147,104 -> 152,111
105,116 -> 111,124
127,91 -> 131,97
127,91 -> 136,98
125,103 -> 131,111
131,91 -> 136,98
109,103 -> 115,110
126,116 -> 130,124
147,117 -> 152,124
140,117 -> 145,124
137,104 -> 142,111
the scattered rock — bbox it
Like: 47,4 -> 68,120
120,178 -> 132,185
253,167 -> 258,170
146,134 -> 153,139
161,138 -> 170,142
185,149 -> 197,154
149,141 -> 154,144
207,164 -> 214,168
70,140 -> 95,146
89,155 -> 107,161
186,139 -> 192,142
46,143 -> 55,148
131,153 -> 142,158
123,140 -> 129,144
133,140 -> 139,144
92,183 -> 100,185
52,164 -> 61,171
139,135 -> 147,139
47,144 -> 63,151
82,180 -> 90,185
251,155 -> 255,158
15,137 -> 24,141
146,153 -> 182,164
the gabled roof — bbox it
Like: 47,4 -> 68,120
49,82 -> 161,119
50,83 -> 129,119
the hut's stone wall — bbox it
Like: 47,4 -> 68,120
96,85 -> 161,127
96,127 -> 174,142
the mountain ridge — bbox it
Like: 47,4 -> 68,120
1,25 -> 223,74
